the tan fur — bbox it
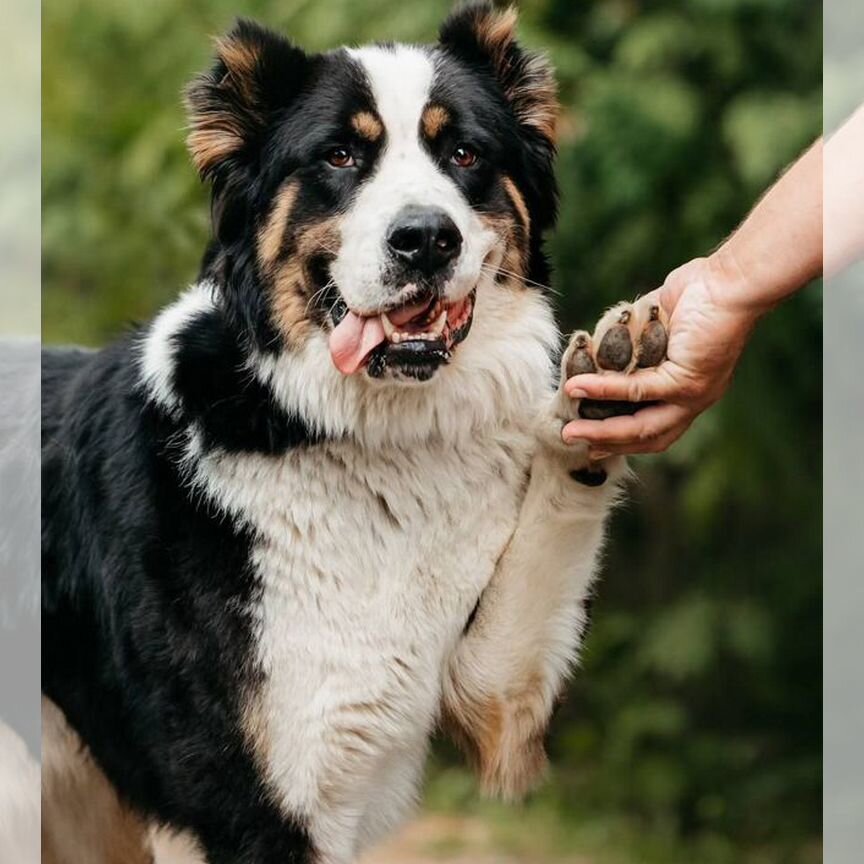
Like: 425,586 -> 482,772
501,176 -> 531,234
421,104 -> 450,140
42,699 -> 153,864
264,215 -> 341,346
509,53 -> 558,143
270,261 -> 312,346
469,5 -> 558,143
185,32 -> 266,176
480,204 -> 528,284
256,183 -> 339,346
258,182 -> 299,267
242,688 -> 273,795
442,673 -> 548,800
186,124 -> 246,177
351,111 -> 384,142
475,5 -> 519,61
215,33 -> 261,100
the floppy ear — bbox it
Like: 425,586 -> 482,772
185,19 -> 310,181
439,2 -> 558,146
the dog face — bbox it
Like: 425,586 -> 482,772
186,3 -> 558,383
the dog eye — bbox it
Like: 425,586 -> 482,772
451,145 -> 478,168
326,147 -> 355,168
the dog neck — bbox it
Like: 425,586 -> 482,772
137,278 -> 558,455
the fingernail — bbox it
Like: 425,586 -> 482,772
589,450 -> 612,460
567,387 -> 588,399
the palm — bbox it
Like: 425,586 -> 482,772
658,260 -> 754,409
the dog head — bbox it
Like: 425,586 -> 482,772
186,2 -> 558,384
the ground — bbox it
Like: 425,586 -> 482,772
154,813 -> 595,864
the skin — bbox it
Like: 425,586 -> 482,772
562,137 -> 825,457
825,105 -> 864,277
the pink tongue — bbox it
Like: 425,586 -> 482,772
328,299 -> 434,375
329,312 -> 386,375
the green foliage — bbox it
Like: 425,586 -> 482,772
43,0 -> 821,860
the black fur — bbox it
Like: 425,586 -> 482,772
189,22 -> 382,353
171,309 -> 321,452
42,12 -> 561,863
438,2 -> 559,287
42,343 -> 313,863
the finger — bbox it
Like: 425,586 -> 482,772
585,424 -> 689,458
594,416 -> 693,457
565,364 -> 683,403
587,425 -> 687,457
657,269 -> 689,310
588,425 -> 687,462
561,403 -> 690,447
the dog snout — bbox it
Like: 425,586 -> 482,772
386,206 -> 462,277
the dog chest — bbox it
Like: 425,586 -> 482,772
189,430 -> 532,838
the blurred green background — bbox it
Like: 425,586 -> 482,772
43,1 -> 821,862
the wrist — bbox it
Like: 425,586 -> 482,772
707,243 -> 780,321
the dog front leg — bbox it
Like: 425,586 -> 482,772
442,395 -> 626,799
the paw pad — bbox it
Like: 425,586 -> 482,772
596,318 -> 633,372
636,305 -> 668,368
565,332 -> 596,378
560,297 -> 668,421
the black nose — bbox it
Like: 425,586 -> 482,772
386,206 -> 463,275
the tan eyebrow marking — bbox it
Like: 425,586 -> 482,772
351,111 -> 384,142
421,104 -> 451,140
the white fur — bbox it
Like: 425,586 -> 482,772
255,275 -> 557,449
131,53 -> 622,860
138,281 -> 217,414
0,722 -> 39,864
134,271 -> 623,863
177,278 -> 556,862
333,46 -> 498,313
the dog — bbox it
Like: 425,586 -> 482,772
41,4 -> 669,863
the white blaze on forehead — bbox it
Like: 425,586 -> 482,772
348,45 -> 434,145
332,46 -> 498,314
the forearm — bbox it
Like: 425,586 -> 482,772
714,139 -> 823,314
825,105 -> 864,277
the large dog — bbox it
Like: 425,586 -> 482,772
41,5 -> 668,863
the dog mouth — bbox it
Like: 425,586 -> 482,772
328,286 -> 476,380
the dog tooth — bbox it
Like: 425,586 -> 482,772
381,313 -> 396,339
430,308 -> 448,336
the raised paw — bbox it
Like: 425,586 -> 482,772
560,297 -> 668,421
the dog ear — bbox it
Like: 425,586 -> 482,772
185,19 -> 310,181
439,3 -> 557,146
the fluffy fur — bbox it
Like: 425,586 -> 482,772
41,5 -> 630,863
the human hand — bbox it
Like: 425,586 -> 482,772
561,254 -> 763,457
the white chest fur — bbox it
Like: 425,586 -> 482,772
142,278 -> 560,862
188,427 -> 534,860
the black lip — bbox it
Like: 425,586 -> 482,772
366,289 -> 476,381
331,297 -> 349,325
366,339 -> 450,380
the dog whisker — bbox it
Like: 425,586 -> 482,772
480,263 -> 560,295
